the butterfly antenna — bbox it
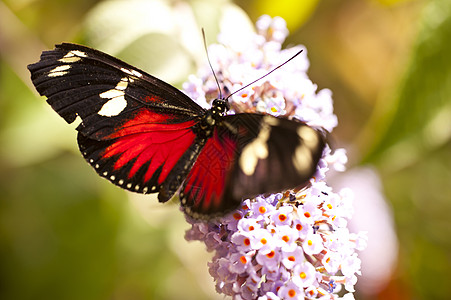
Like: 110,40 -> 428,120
202,28 -> 223,100
226,49 -> 304,101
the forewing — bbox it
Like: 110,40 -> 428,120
28,43 -> 205,196
27,43 -> 205,139
181,114 -> 325,219
226,114 -> 326,200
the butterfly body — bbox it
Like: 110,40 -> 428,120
28,43 -> 325,219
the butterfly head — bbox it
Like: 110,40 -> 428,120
211,98 -> 229,118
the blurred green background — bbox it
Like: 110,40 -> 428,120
1,0 -> 450,299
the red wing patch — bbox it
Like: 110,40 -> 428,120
181,128 -> 238,217
79,108 -> 197,193
104,109 -> 185,139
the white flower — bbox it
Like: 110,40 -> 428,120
302,232 -> 324,255
292,262 -> 316,288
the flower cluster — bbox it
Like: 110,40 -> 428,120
183,15 -> 366,299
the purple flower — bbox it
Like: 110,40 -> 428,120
270,206 -> 293,226
281,248 -> 304,270
292,262 -> 316,288
183,15 -> 366,299
229,252 -> 254,274
278,280 -> 304,299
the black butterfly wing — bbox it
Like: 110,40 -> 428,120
224,114 -> 326,199
181,114 -> 326,219
28,43 -> 205,196
28,43 -> 205,139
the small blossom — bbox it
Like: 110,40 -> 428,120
271,205 -> 293,226
237,217 -> 261,232
204,231 -> 222,251
256,91 -> 287,116
249,228 -> 275,251
229,252 -> 253,274
274,225 -> 298,252
292,218 -> 312,239
231,231 -> 254,252
304,286 -> 318,298
256,248 -> 280,271
281,248 -> 304,270
297,200 -> 322,225
327,279 -> 338,293
321,251 -> 340,274
222,210 -> 244,231
302,232 -> 324,255
292,262 -> 316,288
250,196 -> 275,219
341,254 -> 362,278
209,257 -> 233,282
278,280 -> 304,299
261,265 -> 281,282
327,148 -> 348,172
184,222 -> 208,241
351,231 -> 369,251
344,274 -> 358,292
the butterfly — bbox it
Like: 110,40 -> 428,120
27,43 -> 326,219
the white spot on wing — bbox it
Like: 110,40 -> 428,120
48,72 -> 67,77
98,96 -> 127,117
297,126 -> 319,149
116,78 -> 128,90
58,50 -> 87,63
70,50 -> 87,57
131,69 -> 142,77
50,65 -> 71,72
120,68 -> 133,76
48,65 -> 71,77
292,145 -> 312,174
263,116 -> 280,126
98,77 -> 129,117
99,89 -> 124,99
292,126 -> 320,174
120,67 -> 142,78
59,56 -> 81,63
239,116 -> 275,176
